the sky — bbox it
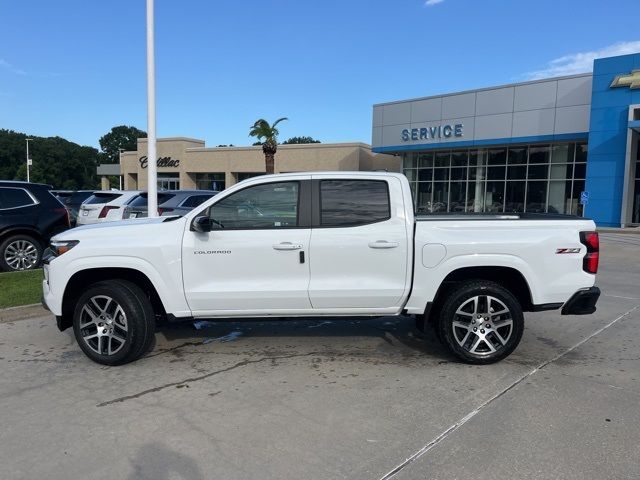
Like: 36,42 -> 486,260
1,0 -> 640,150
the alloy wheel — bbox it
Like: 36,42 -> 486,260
78,295 -> 129,356
451,295 -> 514,356
4,240 -> 39,270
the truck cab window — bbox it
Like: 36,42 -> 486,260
209,181 -> 299,229
320,180 -> 390,227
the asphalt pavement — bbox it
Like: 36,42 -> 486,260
0,233 -> 638,480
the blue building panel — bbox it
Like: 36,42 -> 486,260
584,53 -> 639,227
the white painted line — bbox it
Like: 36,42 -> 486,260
378,304 -> 640,480
605,294 -> 640,301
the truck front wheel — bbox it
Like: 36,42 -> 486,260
437,280 -> 524,364
72,280 -> 155,365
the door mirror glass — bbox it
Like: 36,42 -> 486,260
191,215 -> 212,233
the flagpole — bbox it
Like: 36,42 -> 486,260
146,0 -> 158,217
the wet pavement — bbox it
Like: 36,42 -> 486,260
0,233 -> 638,479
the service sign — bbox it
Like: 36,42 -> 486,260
401,123 -> 464,142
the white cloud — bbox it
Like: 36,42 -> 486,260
526,40 -> 640,79
425,0 -> 444,6
0,59 -> 26,75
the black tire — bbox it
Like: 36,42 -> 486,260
0,234 -> 42,272
436,280 -> 524,364
72,280 -> 155,365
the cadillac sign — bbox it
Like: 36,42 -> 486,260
139,156 -> 180,168
401,123 -> 464,142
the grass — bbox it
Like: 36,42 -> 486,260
0,269 -> 43,309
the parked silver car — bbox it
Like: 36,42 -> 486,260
122,190 -> 219,219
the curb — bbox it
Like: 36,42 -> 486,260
0,304 -> 50,323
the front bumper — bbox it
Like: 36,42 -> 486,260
561,287 -> 601,315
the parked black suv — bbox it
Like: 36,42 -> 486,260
0,181 -> 70,271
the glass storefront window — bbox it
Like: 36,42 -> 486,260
507,165 -> 527,180
485,181 -> 505,212
550,163 -> 573,180
575,143 -> 588,163
505,182 -> 525,212
451,151 -> 468,166
195,173 -> 225,191
402,142 -> 588,216
450,182 -> 466,212
435,152 -> 450,167
416,182 -> 433,214
526,181 -> 548,212
418,153 -> 434,168
548,180 -> 572,214
508,147 -> 527,165
551,144 -> 574,163
488,148 -> 507,165
574,163 -> 586,179
487,166 -> 506,180
529,145 -> 551,164
434,168 -> 449,181
528,164 -> 549,180
432,183 -> 449,211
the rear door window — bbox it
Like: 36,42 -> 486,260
319,180 -> 390,227
0,188 -> 36,209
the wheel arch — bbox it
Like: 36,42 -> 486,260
428,266 -> 533,320
0,227 -> 43,245
59,267 -> 167,331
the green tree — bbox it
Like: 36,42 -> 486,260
0,129 -> 101,189
282,136 -> 320,144
248,117 -> 287,174
99,125 -> 147,163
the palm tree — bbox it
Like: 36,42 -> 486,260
249,117 -> 287,174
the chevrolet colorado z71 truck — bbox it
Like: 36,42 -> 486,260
42,172 -> 600,365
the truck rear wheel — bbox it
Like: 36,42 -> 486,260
436,280 -> 524,364
72,280 -> 155,365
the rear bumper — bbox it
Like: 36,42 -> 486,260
561,287 -> 600,315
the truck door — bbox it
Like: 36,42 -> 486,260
182,178 -> 313,314
308,176 -> 411,309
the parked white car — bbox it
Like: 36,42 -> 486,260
76,191 -> 141,225
43,172 -> 600,365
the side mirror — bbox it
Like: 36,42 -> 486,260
191,216 -> 212,233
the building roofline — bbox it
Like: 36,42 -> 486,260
137,137 -> 205,144
186,142 -> 372,153
373,72 -> 593,108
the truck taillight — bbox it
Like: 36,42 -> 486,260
580,231 -> 599,274
99,206 -> 118,218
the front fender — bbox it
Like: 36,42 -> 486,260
45,255 -> 191,318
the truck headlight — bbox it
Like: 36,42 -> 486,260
50,240 -> 79,257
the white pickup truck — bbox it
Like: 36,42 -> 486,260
42,172 -> 600,365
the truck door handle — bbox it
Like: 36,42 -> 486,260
273,242 -> 303,251
368,240 -> 399,249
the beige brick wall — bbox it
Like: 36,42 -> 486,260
120,138 -> 400,190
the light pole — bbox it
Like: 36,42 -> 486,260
146,0 -> 158,217
118,148 -> 125,190
25,138 -> 33,182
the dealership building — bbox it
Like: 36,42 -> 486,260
372,52 -> 640,227
100,139 -> 399,192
